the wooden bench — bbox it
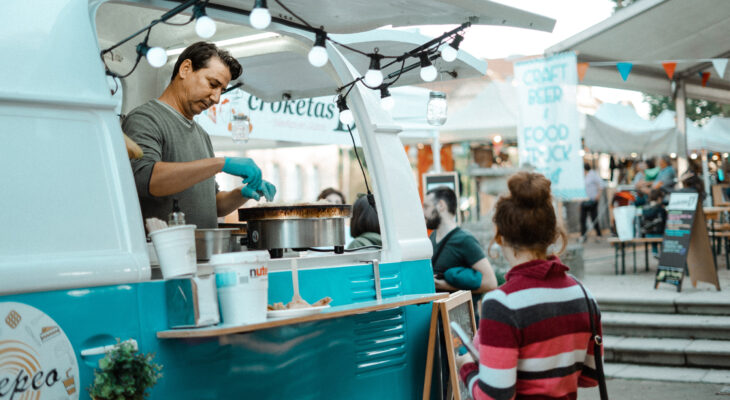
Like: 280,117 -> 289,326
607,237 -> 663,275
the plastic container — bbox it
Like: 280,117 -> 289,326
210,251 -> 270,325
149,224 -> 197,278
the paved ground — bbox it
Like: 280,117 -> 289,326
577,233 -> 730,299
578,379 -> 730,399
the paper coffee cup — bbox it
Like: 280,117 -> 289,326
149,225 -> 197,279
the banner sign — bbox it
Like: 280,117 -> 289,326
195,89 -> 355,145
514,53 -> 585,199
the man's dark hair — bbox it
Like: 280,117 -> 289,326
171,41 -> 242,81
351,195 -> 380,238
646,159 -> 656,169
584,162 -> 591,171
427,186 -> 457,215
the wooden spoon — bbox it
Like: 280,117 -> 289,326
287,259 -> 310,309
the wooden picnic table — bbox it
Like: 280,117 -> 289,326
607,237 -> 663,275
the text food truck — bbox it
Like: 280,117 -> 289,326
0,1 -> 553,398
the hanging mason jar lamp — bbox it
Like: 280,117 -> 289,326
427,91 -> 447,126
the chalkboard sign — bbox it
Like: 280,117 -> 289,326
422,291 -> 476,400
655,190 -> 720,291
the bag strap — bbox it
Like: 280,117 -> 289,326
431,227 -> 460,267
573,278 -> 609,400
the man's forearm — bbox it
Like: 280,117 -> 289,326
216,189 -> 253,217
149,158 -> 225,197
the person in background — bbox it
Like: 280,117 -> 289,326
653,155 -> 677,192
124,42 -> 275,229
633,161 -> 648,187
581,163 -> 605,240
317,187 -> 346,205
423,187 -> 498,297
456,171 -> 602,399
641,189 -> 667,256
346,195 -> 381,249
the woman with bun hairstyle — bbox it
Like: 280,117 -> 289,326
457,171 -> 603,400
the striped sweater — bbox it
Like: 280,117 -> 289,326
459,257 -> 602,400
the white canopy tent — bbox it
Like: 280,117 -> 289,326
584,103 -> 679,156
585,103 -> 730,155
688,117 -> 730,153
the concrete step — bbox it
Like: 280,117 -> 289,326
596,295 -> 730,316
604,335 -> 730,368
602,312 -> 730,340
604,363 -> 730,384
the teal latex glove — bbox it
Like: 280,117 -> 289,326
444,267 -> 482,291
240,186 -> 261,201
222,158 -> 262,190
257,180 -> 277,202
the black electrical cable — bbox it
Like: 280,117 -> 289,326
272,0 -> 313,29
346,123 -> 375,211
301,246 -> 382,252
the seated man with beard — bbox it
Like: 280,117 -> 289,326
422,186 -> 498,304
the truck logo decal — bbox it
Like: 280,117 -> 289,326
0,303 -> 79,400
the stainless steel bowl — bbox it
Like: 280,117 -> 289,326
195,228 -> 236,261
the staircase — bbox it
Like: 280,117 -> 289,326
597,295 -> 730,383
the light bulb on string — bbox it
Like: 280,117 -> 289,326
419,53 -> 437,82
440,34 -> 463,63
137,42 -> 167,68
364,55 -> 384,87
250,0 -> 271,30
380,87 -> 394,111
193,4 -> 217,38
308,31 -> 328,67
337,95 -> 354,125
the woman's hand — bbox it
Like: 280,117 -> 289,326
455,353 -> 473,370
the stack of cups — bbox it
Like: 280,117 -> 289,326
209,251 -> 270,325
149,225 -> 197,279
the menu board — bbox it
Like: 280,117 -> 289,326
655,190 -> 720,291
422,291 -> 476,400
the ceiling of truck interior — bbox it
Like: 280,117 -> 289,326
96,1 -> 552,101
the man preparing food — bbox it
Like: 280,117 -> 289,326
124,42 -> 275,228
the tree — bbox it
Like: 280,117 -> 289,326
643,94 -> 730,126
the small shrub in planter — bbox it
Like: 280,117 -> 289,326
88,340 -> 163,400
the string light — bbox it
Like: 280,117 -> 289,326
364,55 -> 384,87
380,87 -> 394,111
308,31 -> 328,67
419,53 -> 438,82
250,0 -> 272,30
337,95 -> 354,125
441,35 -> 463,63
193,3 -> 217,38
137,42 -> 167,68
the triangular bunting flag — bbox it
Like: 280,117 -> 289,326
662,62 -> 677,80
577,63 -> 589,82
701,71 -> 711,87
712,59 -> 728,78
616,62 -> 633,81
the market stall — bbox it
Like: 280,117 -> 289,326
0,1 -> 555,399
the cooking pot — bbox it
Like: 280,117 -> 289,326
238,204 -> 352,257
195,228 -> 236,261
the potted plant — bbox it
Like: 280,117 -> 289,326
88,340 -> 163,400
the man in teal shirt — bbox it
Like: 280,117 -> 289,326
422,187 -> 497,294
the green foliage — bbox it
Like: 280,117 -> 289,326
643,94 -> 730,126
88,340 -> 163,400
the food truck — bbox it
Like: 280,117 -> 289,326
0,1 -> 553,398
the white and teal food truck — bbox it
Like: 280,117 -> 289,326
0,1 -> 553,398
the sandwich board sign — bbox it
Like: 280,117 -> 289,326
655,190 -> 720,292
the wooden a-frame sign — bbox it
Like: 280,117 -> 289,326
655,190 -> 721,291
